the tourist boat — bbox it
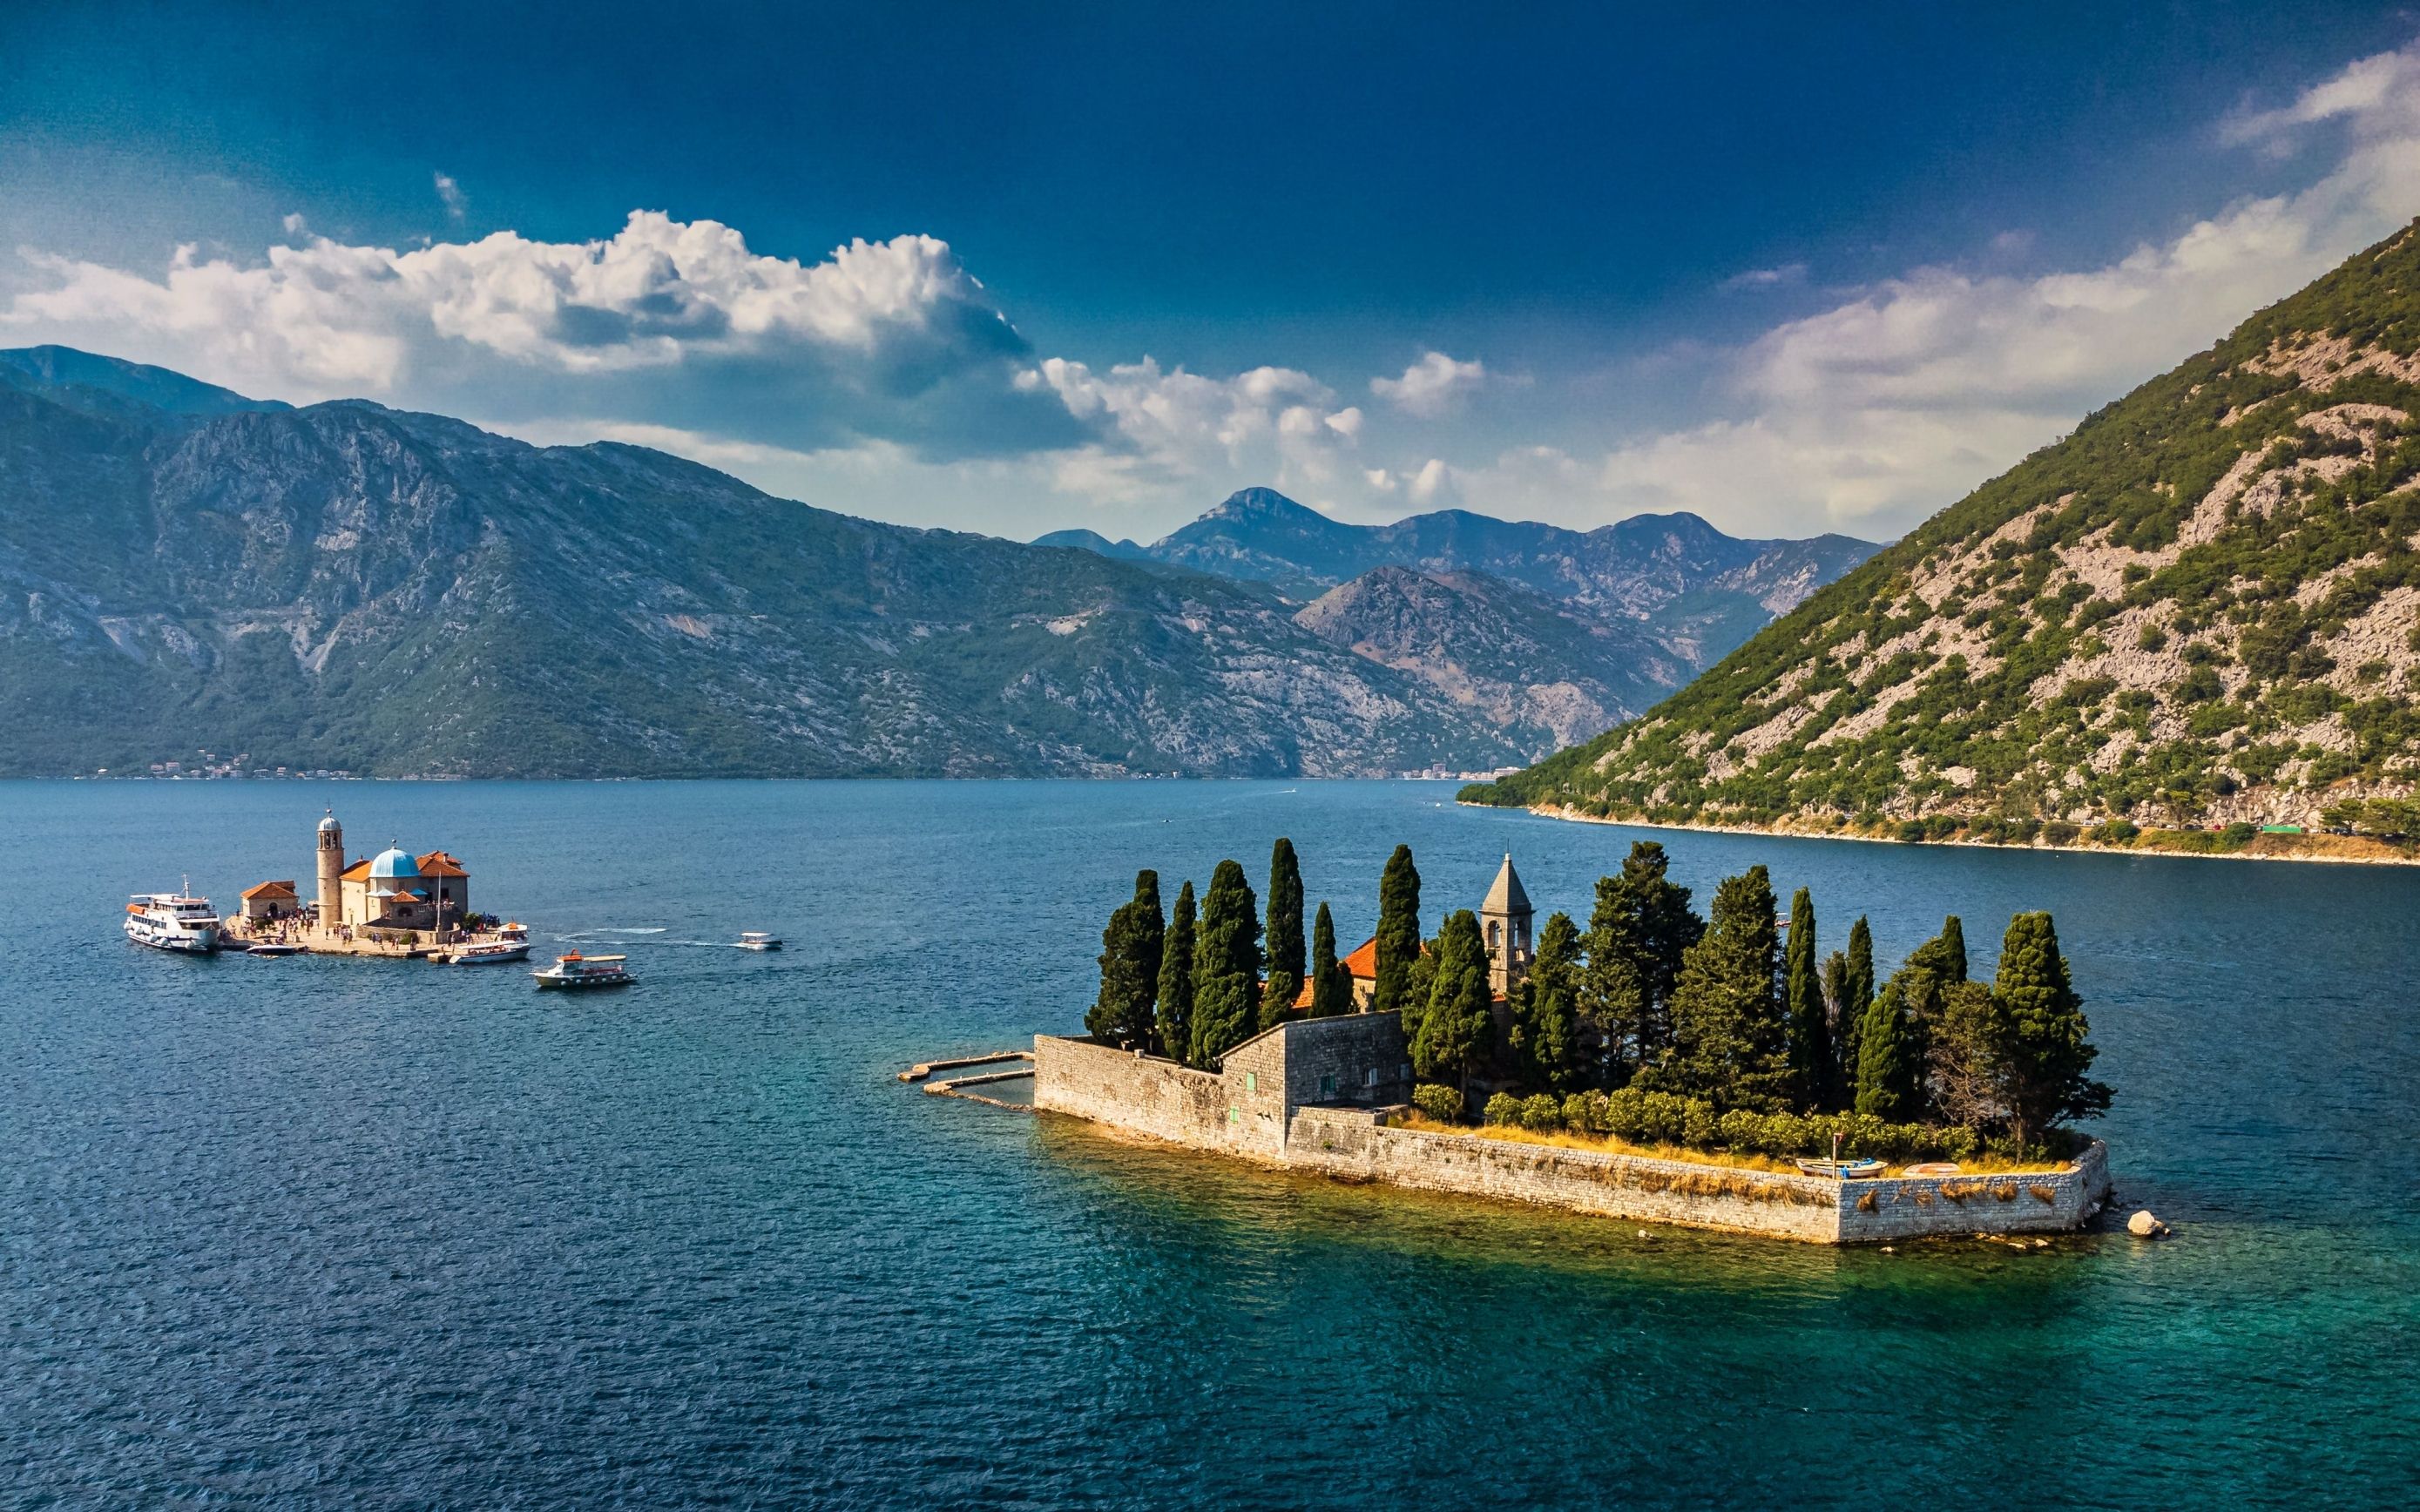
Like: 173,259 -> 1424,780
735,932 -> 783,951
246,942 -> 304,957
124,891 -> 221,954
445,940 -> 531,966
532,952 -> 632,989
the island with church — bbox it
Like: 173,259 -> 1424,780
1026,840 -> 2119,1245
223,810 -> 529,961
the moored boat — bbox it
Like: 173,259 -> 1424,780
246,942 -> 304,957
736,931 -> 782,951
532,952 -> 632,989
125,891 -> 221,954
443,939 -> 532,965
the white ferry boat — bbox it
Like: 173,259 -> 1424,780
445,940 -> 532,966
735,932 -> 782,951
125,892 -> 221,954
532,952 -> 632,989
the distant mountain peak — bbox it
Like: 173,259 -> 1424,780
0,345 -> 287,418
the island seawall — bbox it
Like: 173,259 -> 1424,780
1033,1014 -> 2111,1245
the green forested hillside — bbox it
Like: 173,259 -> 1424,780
1468,219 -> 2420,847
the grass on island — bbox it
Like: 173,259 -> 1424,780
1390,1112 -> 2072,1178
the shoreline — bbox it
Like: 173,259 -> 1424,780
1478,800 -> 2420,868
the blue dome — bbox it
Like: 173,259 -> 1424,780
368,847 -> 421,879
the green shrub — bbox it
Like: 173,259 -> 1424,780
1896,819 -> 1929,843
1413,1083 -> 1465,1124
1518,1093 -> 1563,1131
2089,820 -> 2139,844
2221,820 -> 2259,848
2043,820 -> 2081,844
1482,1090 -> 1523,1126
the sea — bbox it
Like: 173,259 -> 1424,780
3,779 -> 2414,1507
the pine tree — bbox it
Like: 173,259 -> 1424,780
1156,881 -> 1196,1061
1371,845 -> 1422,1016
1580,841 -> 1702,1078
1926,979 -> 2008,1132
1510,910 -> 1581,1090
1783,886 -> 1827,1111
1853,978 -> 1920,1121
1836,915 -> 1876,1097
1413,909 -> 1492,1095
1660,866 -> 1792,1110
1309,901 -> 1350,1016
1188,859 -> 1262,1069
1085,869 -> 1164,1050
1260,838 -> 1306,1029
1992,912 -> 2112,1151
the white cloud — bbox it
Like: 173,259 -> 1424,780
1720,263 -> 1807,292
433,172 -> 467,221
1370,349 -> 1488,416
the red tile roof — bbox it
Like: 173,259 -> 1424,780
338,858 -> 372,881
417,850 -> 469,878
240,880 -> 297,900
1342,936 -> 1380,979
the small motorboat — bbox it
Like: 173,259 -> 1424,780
444,939 -> 532,966
1794,1157 -> 1887,1179
735,932 -> 783,951
533,952 -> 632,989
246,942 -> 304,957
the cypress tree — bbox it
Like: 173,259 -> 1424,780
1853,978 -> 1920,1121
1260,838 -> 1306,1029
1837,915 -> 1876,1097
1580,841 -> 1702,1078
1511,910 -> 1581,1090
1413,909 -> 1492,1095
1155,881 -> 1195,1061
1660,865 -> 1792,1110
1188,859 -> 1262,1069
1085,869 -> 1164,1050
1907,915 -> 1968,983
1783,887 -> 1826,1111
1309,901 -> 1350,1016
1371,845 -> 1423,1016
1992,912 -> 2112,1151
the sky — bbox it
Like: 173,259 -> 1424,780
8,2 -> 2420,544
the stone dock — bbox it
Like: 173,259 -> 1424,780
1030,1013 -> 2111,1245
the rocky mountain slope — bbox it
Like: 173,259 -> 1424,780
1046,486 -> 1876,664
1293,566 -> 1688,748
1467,220 -> 2420,842
0,350 -> 1558,778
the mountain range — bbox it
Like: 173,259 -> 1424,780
0,345 -> 1870,778
1468,219 -> 2420,844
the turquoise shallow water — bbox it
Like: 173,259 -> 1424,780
2,779 -> 2415,1507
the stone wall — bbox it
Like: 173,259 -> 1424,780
1031,1019 -> 2110,1244
1286,1107 -> 1844,1242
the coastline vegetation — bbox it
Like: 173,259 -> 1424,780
1087,838 -> 2112,1164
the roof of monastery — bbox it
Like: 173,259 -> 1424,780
1482,854 -> 1531,916
240,879 -> 297,900
339,858 -> 373,881
369,847 -> 421,879
416,851 -> 468,878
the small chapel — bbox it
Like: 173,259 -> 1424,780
1298,854 -> 1534,1009
239,810 -> 476,938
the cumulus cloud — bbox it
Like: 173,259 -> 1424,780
1370,349 -> 1489,416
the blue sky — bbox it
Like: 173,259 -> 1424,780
6,2 -> 2420,543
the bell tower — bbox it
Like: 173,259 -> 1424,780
316,810 -> 343,928
1480,854 -> 1533,994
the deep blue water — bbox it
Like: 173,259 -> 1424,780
3,780 -> 2416,1508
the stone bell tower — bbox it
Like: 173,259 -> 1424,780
1481,854 -> 1533,994
316,810 -> 344,928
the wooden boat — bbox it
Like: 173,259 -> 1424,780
532,952 -> 632,989
1794,1157 -> 1886,1179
